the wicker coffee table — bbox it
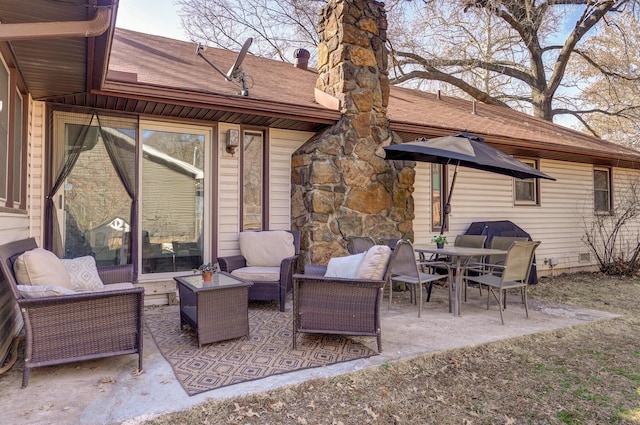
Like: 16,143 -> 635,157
174,272 -> 253,347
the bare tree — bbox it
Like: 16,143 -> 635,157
582,178 -> 640,276
391,0 -> 639,123
177,0 -> 640,135
176,0 -> 323,62
566,10 -> 640,147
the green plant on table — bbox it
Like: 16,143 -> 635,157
431,235 -> 448,245
194,262 -> 219,273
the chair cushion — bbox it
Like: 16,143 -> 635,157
324,252 -> 366,278
17,285 -> 77,298
61,255 -> 105,291
90,282 -> 135,292
13,248 -> 73,289
232,266 -> 280,282
239,231 -> 295,267
356,245 -> 392,280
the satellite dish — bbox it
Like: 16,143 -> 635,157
195,37 -> 254,96
225,37 -> 252,81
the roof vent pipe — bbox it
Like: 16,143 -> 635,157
437,90 -> 441,100
0,6 -> 112,41
472,100 -> 477,115
293,48 -> 310,70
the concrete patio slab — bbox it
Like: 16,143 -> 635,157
0,287 -> 619,425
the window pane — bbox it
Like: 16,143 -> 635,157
0,63 -> 8,200
515,180 -> 535,202
243,131 -> 263,230
142,129 -> 204,274
431,164 -> 443,229
594,170 -> 609,190
13,92 -> 22,204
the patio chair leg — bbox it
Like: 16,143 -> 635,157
426,281 -> 434,302
498,288 -> 505,325
21,367 -> 30,388
418,283 -> 423,317
523,287 -> 529,319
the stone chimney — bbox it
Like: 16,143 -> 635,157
291,0 -> 415,266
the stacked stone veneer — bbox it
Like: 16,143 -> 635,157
291,0 -> 415,266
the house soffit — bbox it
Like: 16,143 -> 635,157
0,0 -> 115,100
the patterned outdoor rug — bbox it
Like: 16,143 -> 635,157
145,304 -> 378,395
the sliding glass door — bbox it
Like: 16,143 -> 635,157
140,122 -> 211,276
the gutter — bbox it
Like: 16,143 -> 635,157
0,6 -> 112,41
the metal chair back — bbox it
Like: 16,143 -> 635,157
347,236 -> 375,254
502,241 -> 541,283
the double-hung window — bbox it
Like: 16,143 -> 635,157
594,167 -> 612,213
514,159 -> 540,206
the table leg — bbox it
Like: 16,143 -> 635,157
454,257 -> 463,317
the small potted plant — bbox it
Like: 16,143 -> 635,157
194,262 -> 219,281
431,235 -> 448,249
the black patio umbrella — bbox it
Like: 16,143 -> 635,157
384,132 -> 555,235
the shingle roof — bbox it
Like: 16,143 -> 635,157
106,28 -> 640,169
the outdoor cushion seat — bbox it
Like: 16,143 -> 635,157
218,230 -> 300,312
0,238 -> 144,388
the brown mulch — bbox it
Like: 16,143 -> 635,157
145,272 -> 640,425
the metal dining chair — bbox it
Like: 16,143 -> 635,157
465,240 -> 541,324
389,240 -> 448,317
347,236 -> 376,254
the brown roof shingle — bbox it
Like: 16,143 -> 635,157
105,28 -> 640,169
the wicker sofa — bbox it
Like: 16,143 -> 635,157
0,238 -> 144,388
292,245 -> 393,353
218,230 -> 300,312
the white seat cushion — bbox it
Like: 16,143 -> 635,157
13,248 -> 73,289
17,285 -> 77,298
231,266 -> 280,282
324,252 -> 366,278
356,245 -> 392,280
239,231 -> 295,267
61,255 -> 105,291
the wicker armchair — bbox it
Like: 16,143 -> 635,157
0,238 -> 144,388
292,247 -> 393,353
218,230 -> 300,312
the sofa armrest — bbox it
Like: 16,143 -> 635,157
303,264 -> 327,276
217,255 -> 247,273
98,264 -> 134,284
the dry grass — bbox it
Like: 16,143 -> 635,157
144,272 -> 640,425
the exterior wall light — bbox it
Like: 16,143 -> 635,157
226,129 -> 239,155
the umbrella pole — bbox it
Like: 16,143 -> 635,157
440,163 -> 459,236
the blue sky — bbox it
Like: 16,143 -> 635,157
116,0 -> 189,41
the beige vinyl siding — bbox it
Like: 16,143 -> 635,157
412,159 -> 624,274
28,100 -> 45,242
216,127 -> 311,256
217,124 -> 241,256
268,129 -> 313,230
413,162 -> 431,244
